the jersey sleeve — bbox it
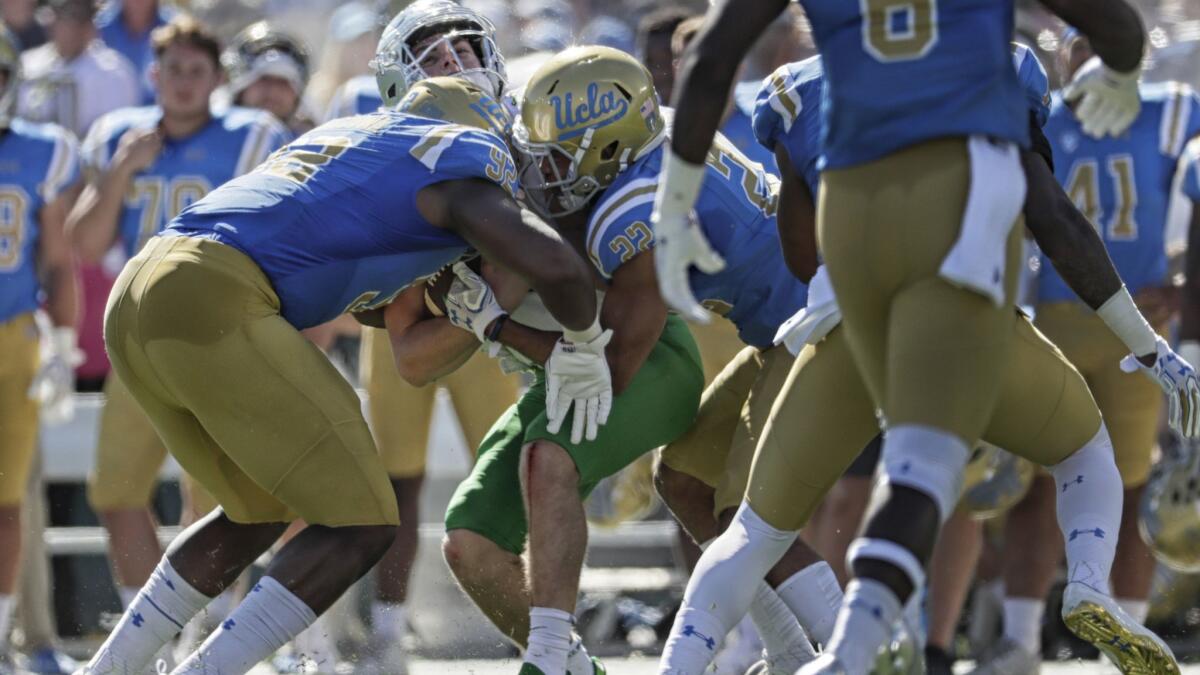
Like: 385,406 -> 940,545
1012,43 -> 1051,128
235,114 -> 293,176
585,177 -> 658,278
409,124 -> 518,195
752,65 -> 803,154
1158,85 -> 1200,159
39,127 -> 81,203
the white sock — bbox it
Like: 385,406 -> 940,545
293,611 -> 341,670
827,579 -> 902,675
1050,425 -> 1122,593
525,607 -> 573,675
371,600 -> 407,644
1002,597 -> 1044,653
747,583 -> 816,669
87,559 -> 211,674
659,606 -> 726,675
172,577 -> 315,674
776,561 -> 843,646
119,586 -> 140,609
565,634 -> 595,675
1117,598 -> 1149,623
0,594 -> 12,651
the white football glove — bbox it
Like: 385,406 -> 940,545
443,262 -> 507,342
545,321 -> 614,444
29,325 -> 83,424
651,149 -> 724,323
1121,337 -> 1200,438
1063,56 -> 1141,139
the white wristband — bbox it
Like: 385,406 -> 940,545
50,326 -> 77,357
651,147 -> 706,226
563,316 -> 602,345
1096,287 -> 1157,357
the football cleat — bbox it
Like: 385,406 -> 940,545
1061,582 -> 1179,675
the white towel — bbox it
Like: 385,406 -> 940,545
773,265 -> 842,356
938,136 -> 1027,307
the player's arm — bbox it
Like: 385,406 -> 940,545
68,127 -> 163,263
36,185 -> 81,328
774,144 -> 818,283
383,283 -> 481,386
1180,202 -> 1200,348
419,178 -> 598,332
1036,0 -> 1144,73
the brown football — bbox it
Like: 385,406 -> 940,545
424,254 -> 483,316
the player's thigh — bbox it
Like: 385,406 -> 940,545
746,327 -> 879,531
983,315 -> 1102,467
0,313 -> 40,507
714,345 -> 795,516
362,327 -> 437,478
691,320 -> 747,385
661,345 -> 761,491
445,393 -> 543,555
89,373 -> 170,511
528,315 -> 705,495
443,351 -> 522,454
1087,358 -> 1163,488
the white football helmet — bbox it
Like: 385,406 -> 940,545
370,0 -> 507,107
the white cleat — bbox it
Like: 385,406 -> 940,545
1061,582 -> 1179,675
795,654 -> 849,675
965,636 -> 1041,675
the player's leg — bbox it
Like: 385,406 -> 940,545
807,438 -> 880,585
925,507 -> 983,673
0,313 -> 39,667
659,328 -> 879,675
89,373 -> 171,606
815,139 -> 1025,675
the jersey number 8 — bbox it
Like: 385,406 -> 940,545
861,0 -> 939,63
0,188 -> 28,271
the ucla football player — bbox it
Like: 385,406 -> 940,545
65,15 -> 289,611
223,22 -> 314,135
0,22 -> 80,674
970,32 -> 1200,674
652,1 -> 1194,674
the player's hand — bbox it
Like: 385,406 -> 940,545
444,262 -> 507,342
114,127 -> 164,173
651,210 -> 724,323
1121,337 -> 1200,438
28,326 -> 83,424
1063,56 -> 1141,139
545,323 -> 613,444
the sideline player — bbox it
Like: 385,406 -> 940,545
223,22 -> 314,135
653,0 -> 1193,673
66,15 -> 288,609
0,23 -> 81,674
78,77 -> 610,675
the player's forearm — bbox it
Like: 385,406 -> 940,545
1180,208 -> 1200,343
494,320 -> 558,366
389,317 -> 479,386
1040,0 -> 1144,72
68,171 -> 132,262
1021,149 -> 1122,309
40,260 -> 78,328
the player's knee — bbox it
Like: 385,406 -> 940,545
442,528 -> 489,576
653,460 -> 710,512
521,440 -> 579,492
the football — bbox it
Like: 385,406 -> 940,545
424,254 -> 483,316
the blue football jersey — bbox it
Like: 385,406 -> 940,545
1039,83 -> 1200,301
0,120 -> 81,323
753,44 -> 1049,198
325,74 -> 385,121
82,106 -> 290,258
167,112 -> 520,330
1182,137 -> 1200,203
721,81 -> 778,174
798,0 -> 1026,169
95,4 -> 175,104
586,137 -> 806,349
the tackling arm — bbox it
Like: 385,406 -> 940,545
601,251 -> 669,395
1037,0 -> 1144,73
385,283 -> 481,386
773,145 -> 818,283
1180,206 -> 1200,345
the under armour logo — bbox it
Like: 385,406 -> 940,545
849,598 -> 885,621
165,579 -> 175,590
131,612 -> 144,627
899,461 -> 912,474
223,619 -> 237,630
1062,475 -> 1084,492
1109,635 -> 1133,653
253,583 -> 263,593
1069,527 -> 1105,541
681,625 -> 716,650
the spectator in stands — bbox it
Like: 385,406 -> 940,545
636,5 -> 692,104
580,15 -> 634,55
95,0 -> 176,103
305,1 -> 379,113
223,21 -> 313,134
18,0 -> 139,137
1,0 -> 45,50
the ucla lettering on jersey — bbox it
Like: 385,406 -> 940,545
587,132 -> 806,348
0,120 -> 81,323
325,74 -> 385,121
167,112 -> 520,329
798,0 -> 1026,169
82,105 -> 290,258
1040,83 -> 1200,301
752,44 -> 1049,198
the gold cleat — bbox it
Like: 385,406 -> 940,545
1061,582 -> 1179,675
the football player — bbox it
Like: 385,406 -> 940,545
222,22 -> 314,135
972,32 -> 1200,674
1182,140 -> 1200,365
66,15 -> 289,611
78,76 -> 608,675
0,23 -> 81,675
